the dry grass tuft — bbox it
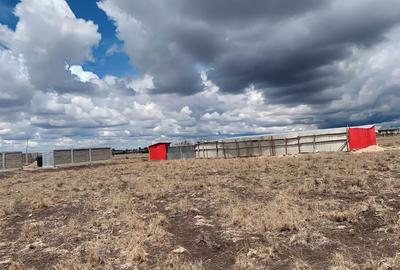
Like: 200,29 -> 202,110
216,193 -> 308,233
156,254 -> 204,270
8,261 -> 26,270
54,261 -> 85,270
20,222 -> 44,239
293,259 -> 312,270
330,253 -> 358,270
84,242 -> 106,267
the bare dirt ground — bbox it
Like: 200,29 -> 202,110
1,137 -> 400,269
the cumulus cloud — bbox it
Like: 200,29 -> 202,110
0,49 -> 32,108
98,0 -> 400,99
0,0 -> 101,93
97,0 -> 400,130
1,0 -> 400,151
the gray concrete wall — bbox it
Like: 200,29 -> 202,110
73,149 -> 90,163
53,148 -> 111,166
1,152 -> 23,170
91,148 -> 111,161
54,150 -> 73,166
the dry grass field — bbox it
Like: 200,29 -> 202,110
377,136 -> 400,149
1,136 -> 400,269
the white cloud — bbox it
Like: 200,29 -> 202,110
68,65 -> 99,83
128,74 -> 154,93
2,0 -> 101,91
0,49 -> 32,107
0,24 -> 12,47
2,0 -> 400,152
132,102 -> 164,120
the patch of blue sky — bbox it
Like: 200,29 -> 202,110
0,0 -> 19,30
1,0 -> 137,78
66,0 -> 137,78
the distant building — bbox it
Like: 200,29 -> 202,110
378,128 -> 400,136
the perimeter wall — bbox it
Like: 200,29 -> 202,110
167,145 -> 196,160
0,152 -> 23,170
196,128 -> 349,159
53,148 -> 112,167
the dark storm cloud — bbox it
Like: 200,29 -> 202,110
100,0 -> 400,104
177,0 -> 328,24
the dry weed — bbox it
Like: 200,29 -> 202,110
330,253 -> 358,270
20,222 -> 45,239
217,193 -> 307,233
293,259 -> 312,270
84,241 -> 106,268
1,199 -> 16,216
156,254 -> 204,270
8,261 -> 26,270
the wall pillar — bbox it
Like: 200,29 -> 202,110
1,153 -> 5,169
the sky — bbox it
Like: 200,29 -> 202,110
0,0 -> 400,152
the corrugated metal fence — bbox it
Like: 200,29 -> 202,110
196,128 -> 349,159
167,145 -> 196,160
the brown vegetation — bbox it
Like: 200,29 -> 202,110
1,137 -> 400,269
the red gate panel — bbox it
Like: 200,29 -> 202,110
348,126 -> 376,151
149,143 -> 170,161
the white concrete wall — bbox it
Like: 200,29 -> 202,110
196,128 -> 348,159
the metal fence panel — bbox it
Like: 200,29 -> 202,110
196,127 -> 349,159
167,146 -> 195,160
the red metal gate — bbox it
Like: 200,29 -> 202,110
348,126 -> 376,151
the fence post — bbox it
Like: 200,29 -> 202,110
71,149 -> 74,164
89,148 -> 92,162
222,142 -> 226,159
271,137 -> 276,156
297,136 -> 301,154
285,138 -> 288,155
216,141 -> 219,158
2,153 -> 5,169
313,135 -> 316,153
258,140 -> 262,156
